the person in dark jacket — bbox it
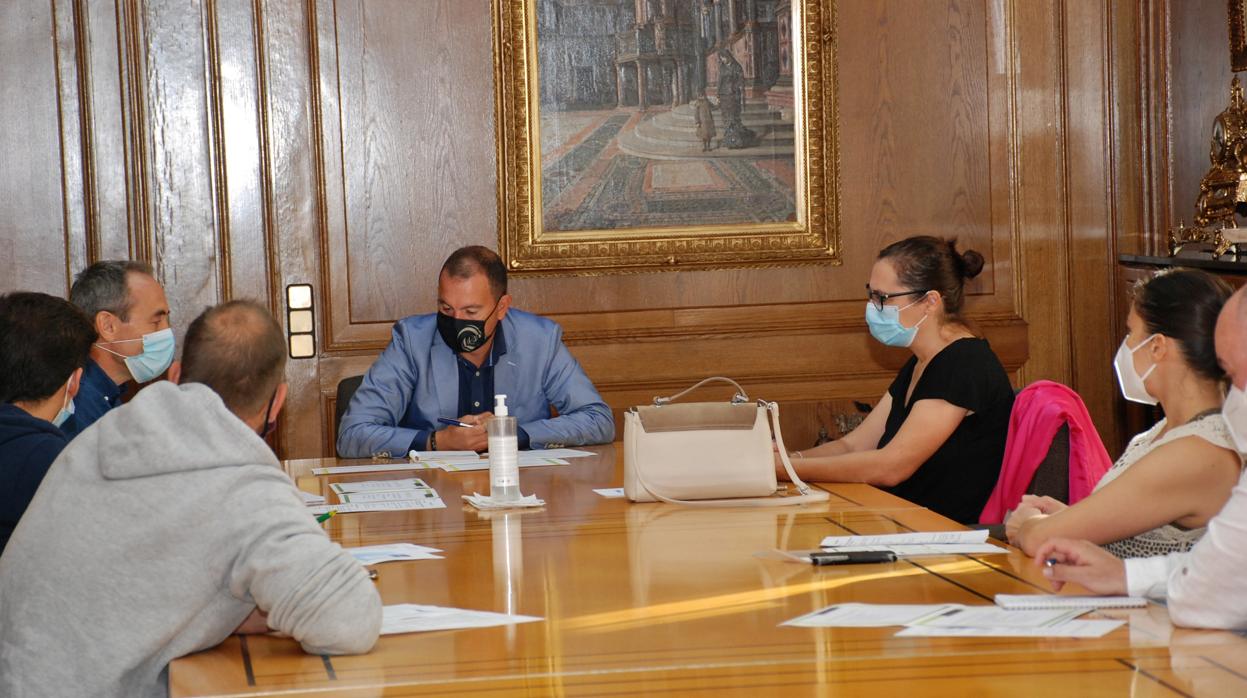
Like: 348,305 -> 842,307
0,292 -> 96,555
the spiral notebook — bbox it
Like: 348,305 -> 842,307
994,594 -> 1147,610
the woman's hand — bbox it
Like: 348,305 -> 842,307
1019,494 -> 1067,515
1005,503 -> 1043,543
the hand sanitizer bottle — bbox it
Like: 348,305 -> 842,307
488,394 -> 520,502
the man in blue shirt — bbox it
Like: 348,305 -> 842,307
337,246 -> 614,457
61,261 -> 174,439
0,292 -> 96,554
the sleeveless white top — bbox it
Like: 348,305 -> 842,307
1095,413 -> 1241,558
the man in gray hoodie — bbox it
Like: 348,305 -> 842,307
0,300 -> 381,698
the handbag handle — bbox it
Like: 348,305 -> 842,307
634,401 -> 829,508
653,376 -> 749,406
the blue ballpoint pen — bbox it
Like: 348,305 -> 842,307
438,417 -> 474,428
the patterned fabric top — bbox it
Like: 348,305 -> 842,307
1096,413 -> 1241,558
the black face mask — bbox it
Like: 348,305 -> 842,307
437,301 -> 500,354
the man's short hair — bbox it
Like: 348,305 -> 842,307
439,246 -> 507,299
0,292 -> 96,403
70,260 -> 155,323
180,300 -> 286,415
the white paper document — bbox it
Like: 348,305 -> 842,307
994,594 -> 1147,610
339,489 -> 443,504
593,487 -> 626,498
783,603 -> 960,628
345,543 -> 443,564
330,478 -> 431,494
912,606 -> 1085,629
298,490 -> 325,506
408,450 -> 480,461
307,499 -> 445,515
380,604 -> 542,635
895,620 -> 1125,638
817,543 -> 1008,557
819,530 -> 989,548
437,457 -> 569,471
526,448 -> 596,459
312,463 -> 437,476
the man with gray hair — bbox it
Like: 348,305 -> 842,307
0,300 -> 381,697
1035,285 -> 1247,629
62,260 -> 174,438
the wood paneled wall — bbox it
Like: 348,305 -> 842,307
3,0 -> 1195,459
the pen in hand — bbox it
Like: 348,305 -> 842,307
438,417 -> 474,429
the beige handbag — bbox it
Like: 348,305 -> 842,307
624,377 -> 829,507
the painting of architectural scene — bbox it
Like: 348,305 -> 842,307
536,0 -> 798,233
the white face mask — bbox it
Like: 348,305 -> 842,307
1113,334 -> 1159,405
1223,385 -> 1247,453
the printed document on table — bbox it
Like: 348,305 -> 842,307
298,490 -> 325,506
525,448 -> 596,459
912,606 -> 1085,628
346,543 -> 443,564
819,530 -> 989,548
593,487 -> 626,498
330,478 -> 432,494
312,463 -> 437,476
380,604 -> 542,635
408,450 -> 480,461
782,603 -> 961,628
307,498 -> 445,515
896,620 -> 1124,638
436,457 -> 570,471
817,543 -> 1008,557
338,489 -> 443,504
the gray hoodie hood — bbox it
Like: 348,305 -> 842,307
93,381 -> 278,480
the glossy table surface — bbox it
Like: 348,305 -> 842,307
169,445 -> 1247,696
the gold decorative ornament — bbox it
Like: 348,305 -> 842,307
1170,76 -> 1247,257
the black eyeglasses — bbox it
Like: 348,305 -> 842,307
866,285 -> 929,311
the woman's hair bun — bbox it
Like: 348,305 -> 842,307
960,249 -> 985,279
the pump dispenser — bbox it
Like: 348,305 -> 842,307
488,394 -> 520,501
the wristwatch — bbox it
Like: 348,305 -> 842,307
429,431 -> 438,451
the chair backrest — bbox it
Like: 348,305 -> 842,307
1024,422 -> 1070,502
334,375 -> 365,440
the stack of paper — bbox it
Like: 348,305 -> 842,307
435,456 -> 569,471
462,492 -> 545,510
345,543 -> 443,564
783,602 -> 1125,638
298,490 -> 326,506
381,604 -> 541,635
306,478 -> 447,515
817,530 -> 1008,557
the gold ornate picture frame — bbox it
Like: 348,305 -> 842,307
1232,0 -> 1247,73
492,0 -> 839,275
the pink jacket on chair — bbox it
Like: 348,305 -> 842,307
979,380 -> 1112,524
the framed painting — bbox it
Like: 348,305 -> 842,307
493,0 -> 839,274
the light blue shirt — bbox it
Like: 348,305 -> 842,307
337,309 -> 614,457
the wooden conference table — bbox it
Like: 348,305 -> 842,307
170,445 -> 1247,696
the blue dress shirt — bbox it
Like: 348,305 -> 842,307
338,308 -> 614,457
59,358 -> 124,440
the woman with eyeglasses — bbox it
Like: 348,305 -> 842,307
778,236 -> 1014,523
1007,268 -> 1241,557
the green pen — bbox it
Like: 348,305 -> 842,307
316,510 -> 337,524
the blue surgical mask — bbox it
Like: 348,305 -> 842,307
865,297 -> 928,348
97,327 -> 176,383
52,388 -> 75,428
